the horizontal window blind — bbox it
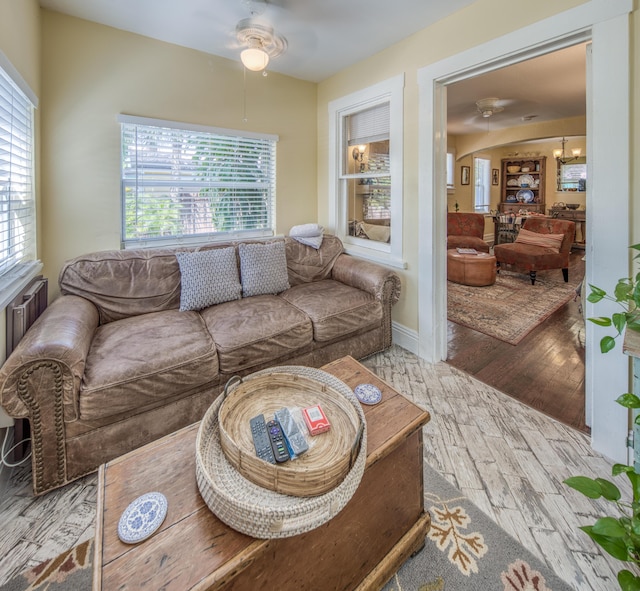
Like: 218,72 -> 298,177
347,102 -> 390,145
121,120 -> 277,246
0,66 -> 35,279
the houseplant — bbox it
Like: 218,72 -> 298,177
564,244 -> 640,591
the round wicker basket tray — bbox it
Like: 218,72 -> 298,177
218,371 -> 362,497
195,365 -> 367,539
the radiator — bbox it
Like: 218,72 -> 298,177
3,276 -> 48,460
6,276 -> 48,355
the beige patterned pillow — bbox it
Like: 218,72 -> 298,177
515,229 -> 564,253
238,241 -> 290,297
176,247 -> 241,311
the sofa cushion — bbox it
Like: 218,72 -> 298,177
281,279 -> 382,342
176,247 -> 241,311
200,295 -> 312,373
79,310 -> 218,420
285,235 -> 344,286
238,240 -> 290,297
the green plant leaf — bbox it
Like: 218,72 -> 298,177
613,313 -> 629,334
613,463 -> 636,476
601,336 -> 617,353
617,394 -> 640,409
615,281 -> 633,302
589,316 -> 612,327
589,284 -> 607,298
595,479 -> 622,501
618,569 -> 640,591
629,472 -> 640,504
581,526 -> 630,560
592,517 -> 626,537
564,476 -> 603,498
628,318 -> 640,332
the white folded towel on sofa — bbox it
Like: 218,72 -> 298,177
290,223 -> 324,249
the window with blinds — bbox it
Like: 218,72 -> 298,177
120,116 -> 278,248
0,66 -> 35,279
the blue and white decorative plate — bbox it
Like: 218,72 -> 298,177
354,383 -> 382,405
117,492 -> 168,544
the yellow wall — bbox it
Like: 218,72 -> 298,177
1,0 -> 637,338
317,0 -> 630,332
40,10 -> 317,297
0,0 -> 41,366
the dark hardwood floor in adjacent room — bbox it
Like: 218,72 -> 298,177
446,251 -> 588,433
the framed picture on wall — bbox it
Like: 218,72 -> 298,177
492,169 -> 499,185
461,166 -> 470,185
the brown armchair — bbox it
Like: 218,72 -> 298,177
447,212 -> 490,253
493,217 -> 576,285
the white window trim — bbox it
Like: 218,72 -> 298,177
328,75 -> 406,269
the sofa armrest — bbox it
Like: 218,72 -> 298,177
331,254 -> 401,305
0,295 -> 99,494
0,295 -> 99,423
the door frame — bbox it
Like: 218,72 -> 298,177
417,0 -> 632,462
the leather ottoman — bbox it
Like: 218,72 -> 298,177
447,249 -> 496,287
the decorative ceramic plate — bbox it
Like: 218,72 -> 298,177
118,492 -> 168,544
516,189 -> 534,203
354,383 -> 382,405
507,179 -> 519,186
517,174 -> 535,187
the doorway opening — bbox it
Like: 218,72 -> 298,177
417,1 -> 631,462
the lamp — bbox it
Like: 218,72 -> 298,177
553,137 -> 582,163
352,144 -> 366,172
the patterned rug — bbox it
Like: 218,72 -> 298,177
1,465 -> 572,591
383,462 -> 573,591
0,540 -> 93,591
447,271 -> 578,345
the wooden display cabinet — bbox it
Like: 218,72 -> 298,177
499,156 -> 546,214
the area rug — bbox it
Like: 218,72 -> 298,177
1,465 -> 573,591
382,462 -> 573,591
448,271 -> 578,345
0,539 -> 93,591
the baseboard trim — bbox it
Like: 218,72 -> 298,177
392,322 -> 418,354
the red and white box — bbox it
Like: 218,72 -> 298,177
302,404 -> 331,436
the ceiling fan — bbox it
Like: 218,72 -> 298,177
236,0 -> 287,72
475,97 -> 504,118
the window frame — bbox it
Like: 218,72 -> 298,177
0,50 -> 41,311
328,75 -> 406,269
118,115 -> 279,249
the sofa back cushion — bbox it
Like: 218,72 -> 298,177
285,234 -> 344,286
60,244 -> 233,324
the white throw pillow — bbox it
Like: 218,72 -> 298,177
176,247 -> 241,311
238,241 -> 291,297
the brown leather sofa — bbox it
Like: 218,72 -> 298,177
0,235 -> 401,495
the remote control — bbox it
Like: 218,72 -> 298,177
267,419 -> 290,463
249,414 -> 276,464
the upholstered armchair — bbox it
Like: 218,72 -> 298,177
493,217 -> 576,285
447,212 -> 490,253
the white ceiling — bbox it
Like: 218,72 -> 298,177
38,0 -> 478,83
447,43 -> 587,136
38,0 -> 586,135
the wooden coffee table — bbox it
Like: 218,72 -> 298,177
93,356 -> 431,590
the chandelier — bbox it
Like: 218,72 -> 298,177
553,137 -> 582,164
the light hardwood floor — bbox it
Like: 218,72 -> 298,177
0,345 -> 630,589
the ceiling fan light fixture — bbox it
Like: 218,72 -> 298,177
475,97 -> 504,118
241,40 -> 269,71
236,19 -> 287,72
